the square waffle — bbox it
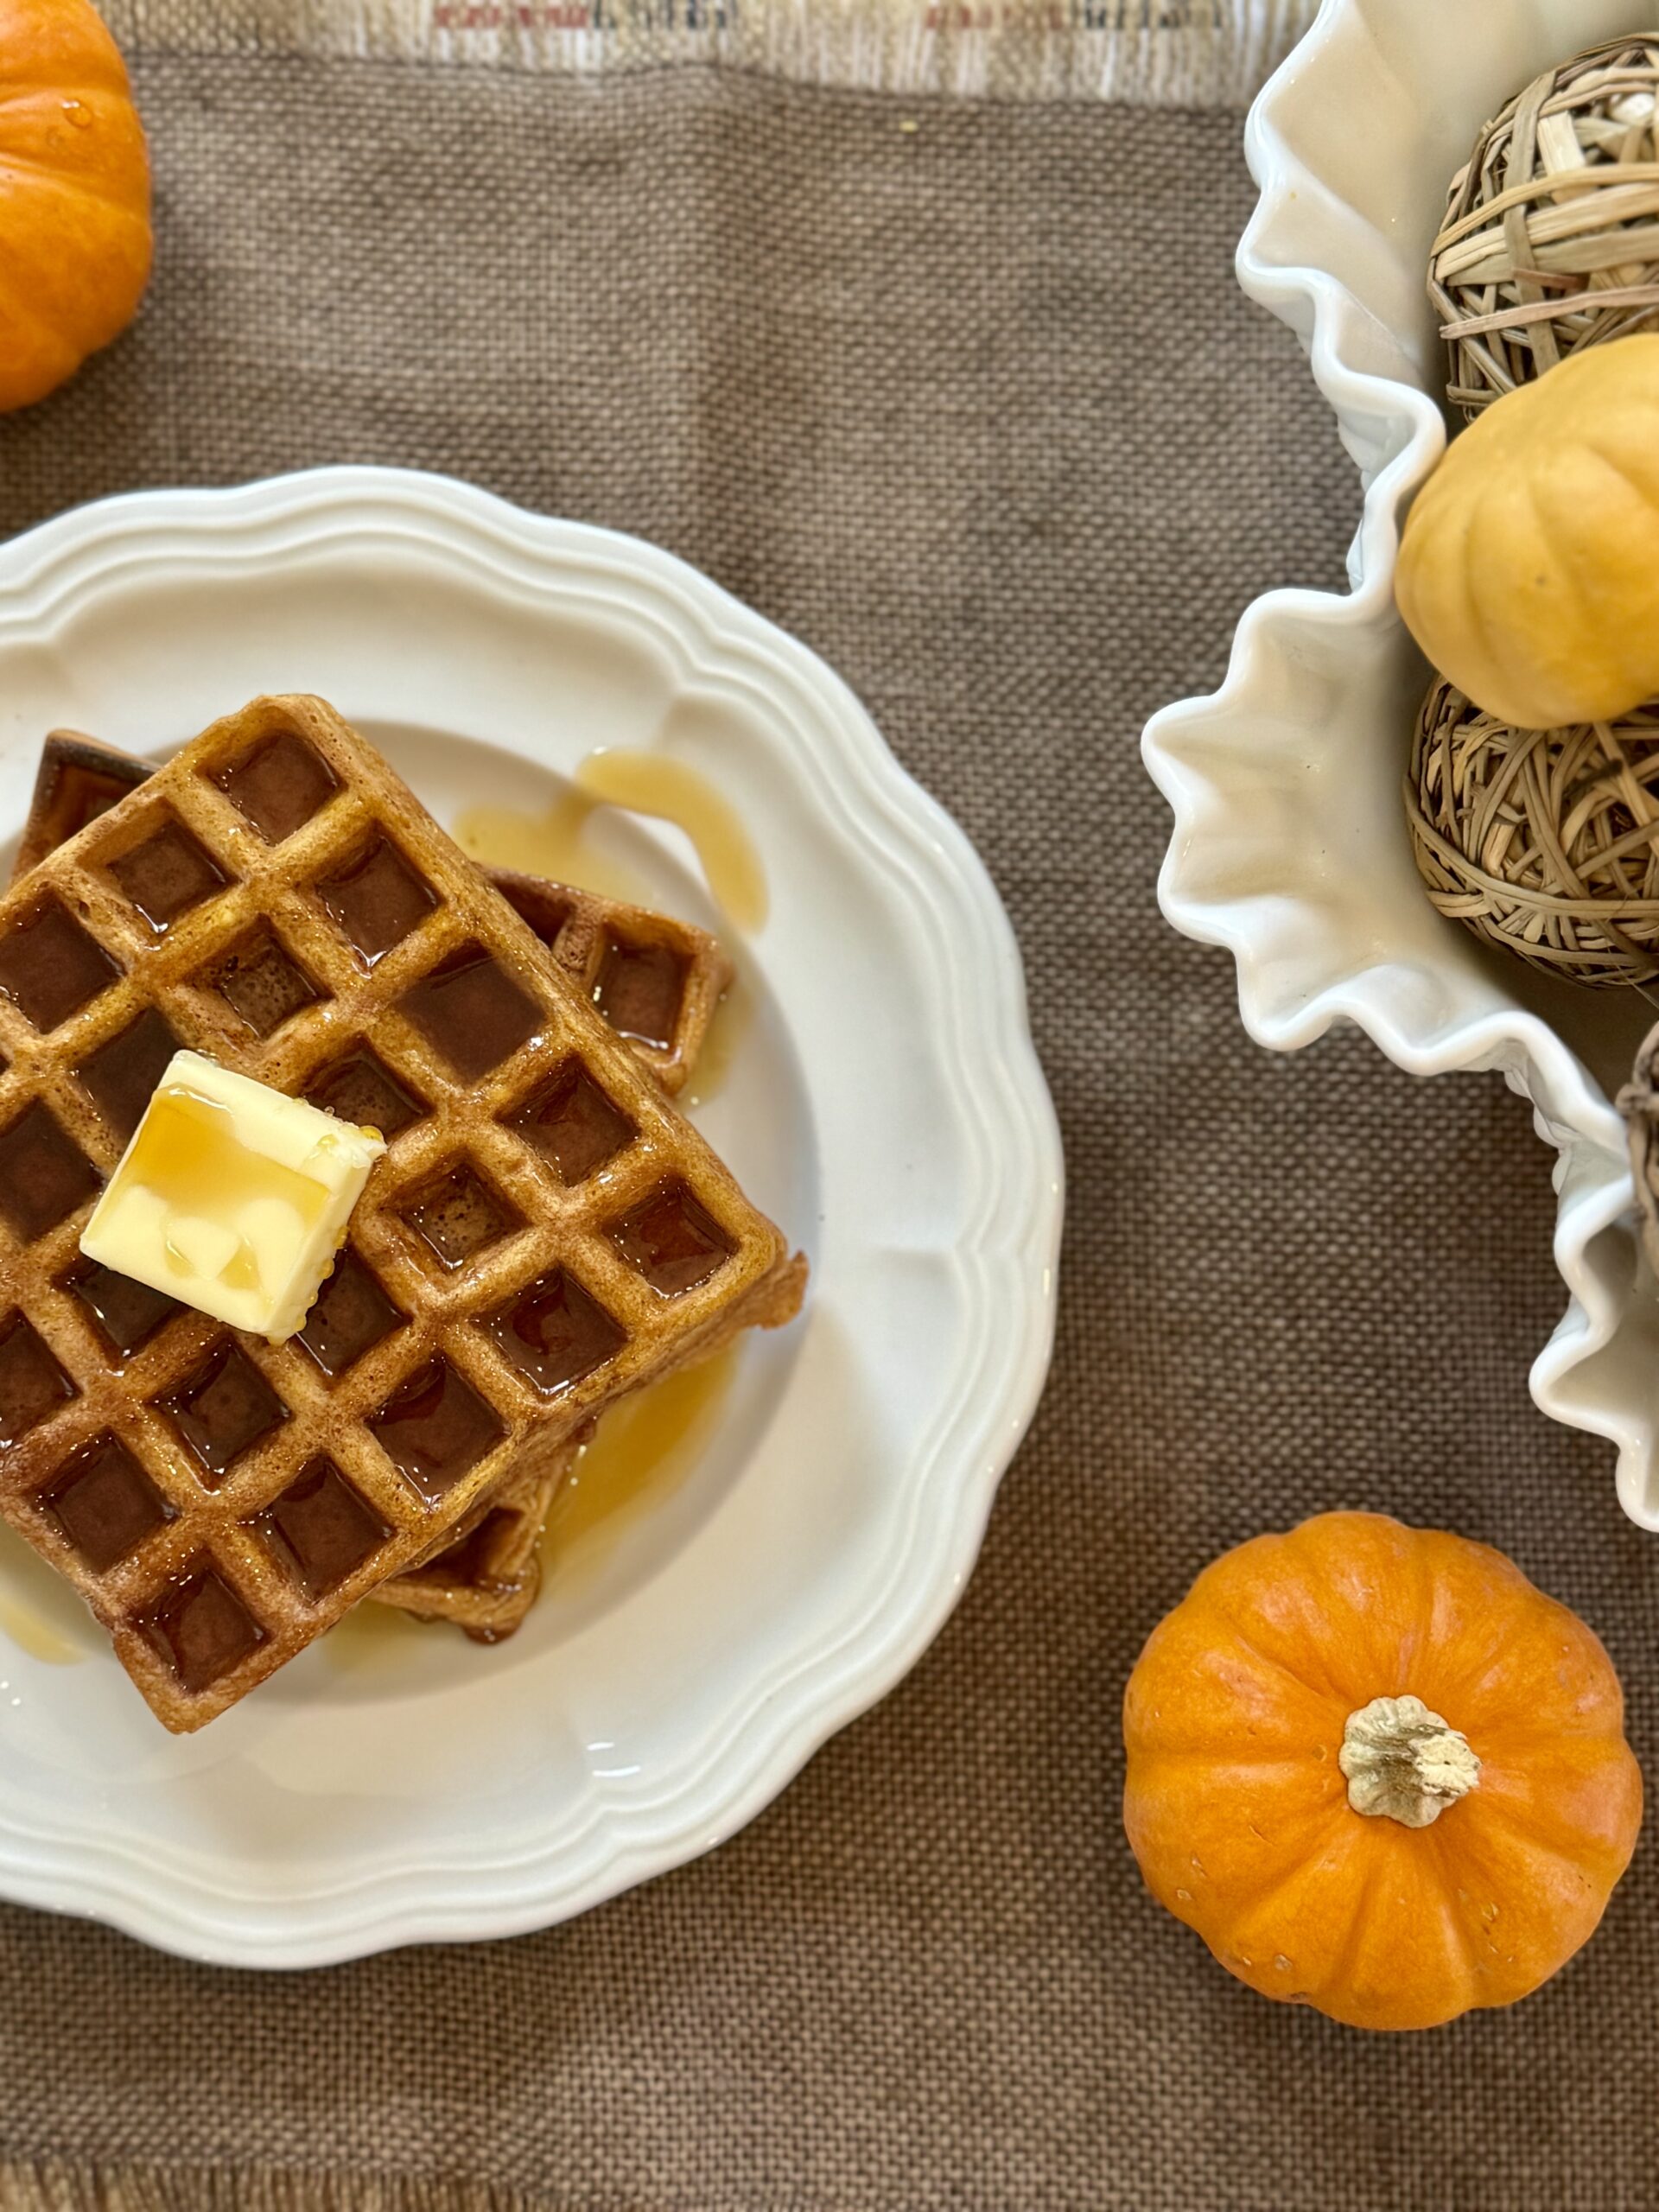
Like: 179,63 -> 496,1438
396,1465 -> 556,1637
17,734 -> 732,1094
0,696 -> 803,1729
375,1235 -> 807,1643
378,1431 -> 586,1642
13,733 -> 740,1638
488,868 -> 729,1097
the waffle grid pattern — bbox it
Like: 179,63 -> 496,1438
376,1433 -> 583,1640
10,734 -> 735,1632
18,734 -> 734,1095
490,868 -> 733,1096
0,697 -> 791,1728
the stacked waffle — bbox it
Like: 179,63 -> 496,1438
0,698 -> 804,1728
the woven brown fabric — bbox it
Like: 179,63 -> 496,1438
1,49 -> 1656,2212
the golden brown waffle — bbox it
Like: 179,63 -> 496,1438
17,734 -> 732,1094
13,733 -> 144,880
382,1433 -> 583,1641
488,869 -> 730,1097
12,734 -> 738,1638
381,1240 -> 809,1643
0,696 -> 804,1729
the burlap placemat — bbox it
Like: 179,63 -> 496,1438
3,9 -> 1656,2209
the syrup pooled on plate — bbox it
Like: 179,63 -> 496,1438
684,972 -> 753,1107
0,1529 -> 90,1667
456,782 -> 649,907
455,748 -> 766,934
573,752 -> 767,934
543,1347 -> 738,1571
456,753 -> 760,1105
0,1592 -> 86,1666
325,1348 -> 743,1656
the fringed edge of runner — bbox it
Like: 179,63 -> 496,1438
100,0 -> 1321,106
0,2161 -> 551,2212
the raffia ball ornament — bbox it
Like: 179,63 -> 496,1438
1406,677 -> 1659,987
1433,36 -> 1659,418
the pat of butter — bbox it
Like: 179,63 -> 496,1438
79,1051 -> 386,1344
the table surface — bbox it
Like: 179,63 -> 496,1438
0,15 -> 1653,2211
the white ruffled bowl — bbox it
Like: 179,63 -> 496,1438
1142,0 -> 1659,1528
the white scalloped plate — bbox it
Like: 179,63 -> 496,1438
1143,0 -> 1659,1528
0,467 -> 1061,1966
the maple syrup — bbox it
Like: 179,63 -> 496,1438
457,784 -> 649,906
321,1598 -> 426,1672
0,1595 -> 86,1667
43,1433 -> 173,1570
455,748 -> 766,934
317,1351 -> 741,1662
338,753 -> 758,1613
0,1532 -> 89,1666
573,753 -> 766,933
456,753 -> 765,1113
79,1007 -> 186,1142
686,971 -> 754,1107
543,1349 -> 737,1568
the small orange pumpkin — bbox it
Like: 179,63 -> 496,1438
0,0 -> 151,412
1123,1512 -> 1642,2031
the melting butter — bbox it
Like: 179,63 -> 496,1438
80,1052 -> 384,1343
140,1090 -> 330,1292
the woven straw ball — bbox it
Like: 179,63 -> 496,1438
1407,678 -> 1659,988
1433,36 -> 1659,419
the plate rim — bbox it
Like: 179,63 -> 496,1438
0,464 -> 1065,1965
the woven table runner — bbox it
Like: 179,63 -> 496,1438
7,5 -> 1659,2208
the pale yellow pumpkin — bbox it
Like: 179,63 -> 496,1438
1396,335 -> 1659,729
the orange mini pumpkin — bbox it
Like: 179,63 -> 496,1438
1123,1513 -> 1642,2031
0,0 -> 151,411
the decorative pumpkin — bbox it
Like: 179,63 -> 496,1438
0,0 -> 152,412
1123,1513 -> 1642,2032
1395,335 -> 1659,730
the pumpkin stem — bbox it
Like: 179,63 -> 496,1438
1338,1694 -> 1481,1829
